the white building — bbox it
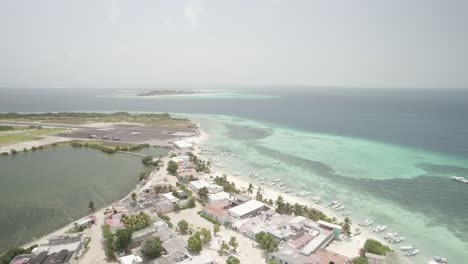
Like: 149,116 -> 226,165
189,180 -> 210,193
162,192 -> 180,203
207,191 -> 231,203
173,140 -> 194,149
119,254 -> 142,264
228,200 -> 266,219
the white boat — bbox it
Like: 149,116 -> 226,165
249,173 -> 259,178
284,190 -> 292,193
329,201 -> 339,207
269,182 -> 277,186
359,219 -> 374,227
260,177 -> 266,181
131,132 -> 140,135
279,186 -> 286,190
400,245 -> 415,251
342,211 -> 351,216
297,191 -> 310,197
314,198 -> 322,204
389,236 -> 405,243
373,225 -> 387,233
431,256 -> 448,263
452,176 -> 468,183
274,179 -> 281,182
273,160 -> 281,164
407,249 -> 419,256
335,205 -> 345,211
384,232 -> 399,239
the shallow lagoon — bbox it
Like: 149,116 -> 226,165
0,147 -> 163,250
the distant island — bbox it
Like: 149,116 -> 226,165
137,89 -> 203,97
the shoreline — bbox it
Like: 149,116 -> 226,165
17,120 -> 398,262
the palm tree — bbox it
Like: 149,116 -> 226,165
198,187 -> 209,201
247,184 -> 254,195
275,195 -> 284,207
342,217 -> 352,236
131,192 -> 137,207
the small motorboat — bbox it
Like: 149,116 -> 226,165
432,256 -> 448,263
400,245 -> 415,251
342,211 -> 351,216
335,205 -> 345,211
407,248 -> 419,256
373,225 -> 387,233
389,236 -> 405,243
384,232 -> 399,239
359,219 -> 374,227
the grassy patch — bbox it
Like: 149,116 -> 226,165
0,134 -> 40,146
26,128 -> 65,136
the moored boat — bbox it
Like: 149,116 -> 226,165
373,225 -> 387,233
407,248 -> 419,256
400,245 -> 415,251
359,219 -> 374,227
389,236 -> 405,243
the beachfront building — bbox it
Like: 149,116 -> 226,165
228,200 -> 267,219
188,180 -> 223,195
317,220 -> 342,239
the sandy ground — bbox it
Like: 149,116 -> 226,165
168,205 -> 265,264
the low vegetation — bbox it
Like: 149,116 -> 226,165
0,245 -> 36,264
214,175 -> 240,194
121,212 -> 151,231
362,239 -> 392,255
141,237 -> 162,259
255,231 -> 279,253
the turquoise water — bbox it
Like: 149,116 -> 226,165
190,114 -> 468,263
0,147 -> 157,251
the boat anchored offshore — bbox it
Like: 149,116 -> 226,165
389,236 -> 405,243
373,225 -> 387,233
400,245 -> 415,251
359,219 -> 374,227
452,176 -> 468,183
407,248 -> 419,256
384,232 -> 399,239
273,160 -> 281,164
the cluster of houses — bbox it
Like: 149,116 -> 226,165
194,180 -> 351,264
9,233 -> 86,264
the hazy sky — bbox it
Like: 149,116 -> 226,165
1,0 -> 467,89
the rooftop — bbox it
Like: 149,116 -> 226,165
309,249 -> 351,264
189,180 -> 211,190
202,200 -> 230,218
178,254 -> 214,264
228,200 -> 266,217
119,254 -> 143,264
162,237 -> 187,255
